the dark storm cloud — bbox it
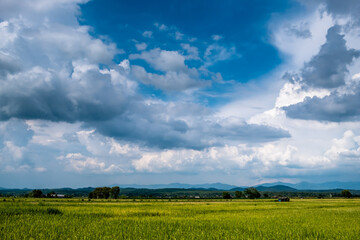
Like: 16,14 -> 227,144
299,0 -> 360,26
284,84 -> 360,122
323,0 -> 360,26
0,67 -> 124,122
0,53 -> 21,76
92,102 -> 290,150
283,24 -> 360,122
301,25 -> 360,89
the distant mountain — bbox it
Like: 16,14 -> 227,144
255,181 -> 360,190
2,181 -> 359,191
111,182 -> 238,190
254,185 -> 298,192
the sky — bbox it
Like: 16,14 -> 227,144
0,0 -> 360,188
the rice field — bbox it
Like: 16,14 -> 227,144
1,198 -> 359,239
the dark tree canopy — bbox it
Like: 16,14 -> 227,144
222,191 -> 231,199
89,186 -> 120,199
245,187 -> 261,199
110,186 -> 120,199
89,187 -> 111,199
341,189 -> 352,198
29,189 -> 44,198
235,191 -> 243,198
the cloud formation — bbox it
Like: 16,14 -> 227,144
301,25 -> 360,88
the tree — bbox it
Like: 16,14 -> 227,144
222,192 -> 231,199
29,189 -> 44,198
244,188 -> 260,199
341,189 -> 352,198
110,186 -> 120,199
235,191 -> 243,198
89,187 -> 111,199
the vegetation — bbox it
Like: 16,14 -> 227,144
0,198 -> 359,239
235,190 -> 243,198
222,191 -> 231,199
1,187 -> 359,199
244,187 -> 261,199
342,189 -> 352,198
88,186 -> 121,199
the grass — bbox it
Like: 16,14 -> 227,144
0,198 -> 359,239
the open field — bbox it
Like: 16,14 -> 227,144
1,198 -> 359,239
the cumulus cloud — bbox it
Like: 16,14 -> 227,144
131,65 -> 208,91
306,0 -> 360,27
130,48 -> 187,72
284,82 -> 360,122
281,23 -> 360,122
130,48 -> 209,91
91,102 -> 290,150
58,153 -> 120,173
301,25 -> 360,88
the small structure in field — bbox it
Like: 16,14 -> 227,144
278,197 -> 290,202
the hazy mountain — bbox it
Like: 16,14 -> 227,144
254,185 -> 298,192
255,181 -> 360,190
111,182 -> 239,190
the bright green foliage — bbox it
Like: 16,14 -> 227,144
1,198 -> 360,239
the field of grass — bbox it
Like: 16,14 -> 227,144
1,198 -> 359,239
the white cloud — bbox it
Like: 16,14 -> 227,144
181,43 -> 200,60
271,8 -> 334,68
131,65 -> 208,91
154,22 -> 168,31
204,44 -> 238,66
325,130 -> 360,161
58,153 -> 120,173
211,34 -> 223,41
275,81 -> 330,108
175,31 -> 184,40
142,31 -> 153,38
135,42 -> 147,51
130,48 -> 186,72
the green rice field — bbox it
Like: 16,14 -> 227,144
1,198 -> 359,239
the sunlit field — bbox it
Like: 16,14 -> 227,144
1,198 -> 359,239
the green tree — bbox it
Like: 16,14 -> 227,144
341,189 -> 352,198
29,189 -> 44,198
244,188 -> 261,199
235,191 -> 243,198
110,186 -> 120,199
89,187 -> 111,199
222,192 -> 231,199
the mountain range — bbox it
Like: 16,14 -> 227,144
2,181 -> 360,191
109,181 -> 360,190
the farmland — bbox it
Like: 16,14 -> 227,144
1,198 -> 359,239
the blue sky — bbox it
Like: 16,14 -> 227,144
0,0 -> 360,188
